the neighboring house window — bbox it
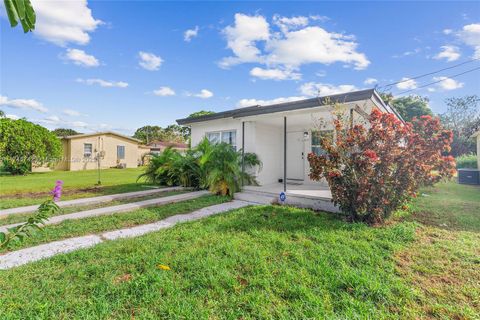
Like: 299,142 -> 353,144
117,145 -> 125,159
311,130 -> 333,156
84,143 -> 93,158
206,130 -> 237,149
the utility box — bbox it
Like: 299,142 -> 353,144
458,168 -> 480,185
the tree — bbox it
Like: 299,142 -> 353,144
0,110 -> 5,118
51,128 -> 80,137
3,0 -> 36,33
440,95 -> 480,156
308,108 -> 455,224
133,125 -> 163,144
188,110 -> 215,118
164,124 -> 190,142
0,118 -> 62,174
384,94 -> 433,121
133,125 -> 189,144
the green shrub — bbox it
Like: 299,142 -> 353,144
139,138 -> 261,196
456,153 -> 478,169
0,118 -> 62,175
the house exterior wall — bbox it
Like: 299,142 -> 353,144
190,119 -> 243,147
188,102 -> 380,187
255,123 -> 283,185
56,134 -> 140,171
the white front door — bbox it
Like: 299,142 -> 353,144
287,131 -> 304,181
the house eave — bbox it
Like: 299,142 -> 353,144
176,88 -> 388,125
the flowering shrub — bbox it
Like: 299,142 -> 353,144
308,109 -> 455,224
0,181 -> 62,248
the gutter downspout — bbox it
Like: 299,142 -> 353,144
241,121 -> 245,187
283,116 -> 287,193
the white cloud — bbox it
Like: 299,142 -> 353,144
310,15 -> 330,22
268,27 -> 369,70
0,95 -> 48,113
45,115 -> 61,122
364,78 -> 378,85
273,15 -> 309,33
138,51 -> 163,71
443,29 -> 453,35
62,109 -> 83,116
249,67 -> 301,80
184,26 -> 199,42
76,78 -> 128,88
5,114 -> 20,120
237,96 -> 305,108
433,76 -> 464,90
299,82 -> 358,97
396,78 -> 417,90
187,89 -> 214,99
31,0 -> 102,46
434,45 -> 461,62
219,14 -> 270,68
36,116 -> 90,130
219,13 -> 369,74
71,121 -> 89,128
392,48 -> 422,58
64,49 -> 100,67
457,23 -> 480,58
153,87 -> 176,96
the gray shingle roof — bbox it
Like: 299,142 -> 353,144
177,89 -> 397,125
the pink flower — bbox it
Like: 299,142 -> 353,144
51,180 -> 63,202
363,150 -> 379,161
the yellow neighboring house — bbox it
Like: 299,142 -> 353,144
54,131 -> 143,171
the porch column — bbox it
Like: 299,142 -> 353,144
283,116 -> 287,192
241,121 -> 245,187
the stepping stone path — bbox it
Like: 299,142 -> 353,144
0,186 -> 184,217
0,200 -> 253,270
0,191 -> 209,233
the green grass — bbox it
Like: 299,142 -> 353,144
0,167 -> 152,209
0,205 -> 419,319
0,190 -> 187,226
0,180 -> 478,319
405,181 -> 480,232
0,195 -> 227,254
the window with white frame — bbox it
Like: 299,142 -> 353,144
206,130 -> 237,149
84,143 -> 93,158
311,130 -> 333,156
117,145 -> 125,159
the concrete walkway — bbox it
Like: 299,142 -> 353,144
0,191 -> 209,233
0,186 -> 185,217
0,200 -> 253,270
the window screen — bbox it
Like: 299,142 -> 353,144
117,145 -> 125,159
311,131 -> 333,156
84,143 -> 92,158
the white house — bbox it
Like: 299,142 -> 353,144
177,89 -> 402,211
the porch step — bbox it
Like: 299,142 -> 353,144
234,192 -> 276,205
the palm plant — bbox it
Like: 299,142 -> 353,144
138,148 -> 182,186
137,138 -> 261,196
200,139 -> 261,197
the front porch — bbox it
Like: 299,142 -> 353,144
235,183 -> 339,213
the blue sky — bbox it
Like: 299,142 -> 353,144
1,1 -> 479,135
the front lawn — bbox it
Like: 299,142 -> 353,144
0,195 -> 227,253
0,167 -> 151,209
406,181 -> 480,232
0,181 -> 478,319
